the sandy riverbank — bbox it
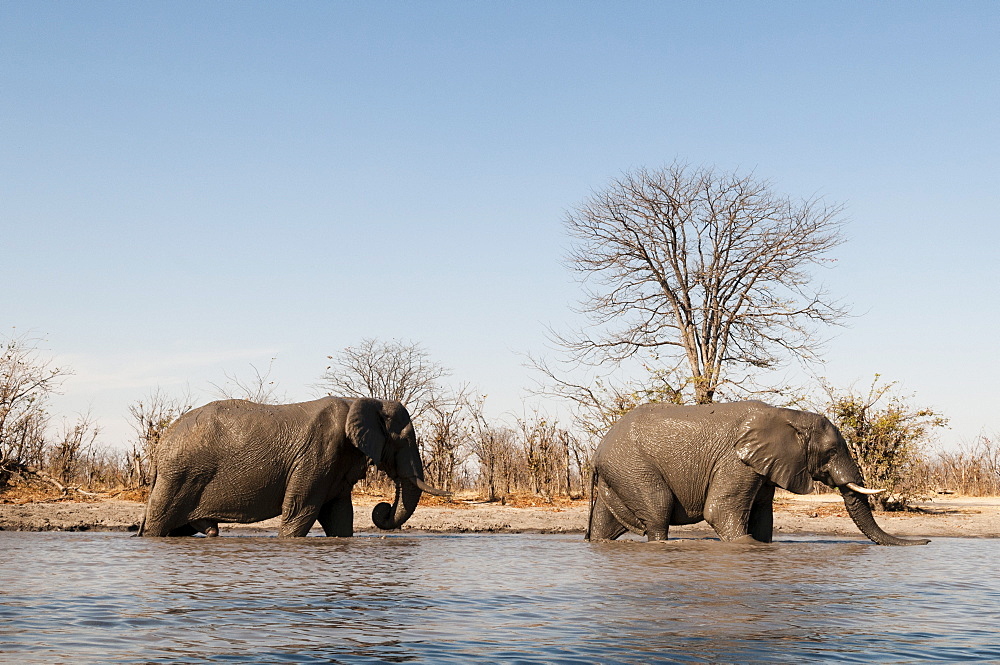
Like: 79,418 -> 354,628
2,491 -> 999,539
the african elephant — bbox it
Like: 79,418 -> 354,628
586,401 -> 929,546
139,396 -> 447,537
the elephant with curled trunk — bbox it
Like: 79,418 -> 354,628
586,401 -> 929,546
139,397 -> 447,537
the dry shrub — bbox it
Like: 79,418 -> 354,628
822,376 -> 947,510
925,435 -> 1000,496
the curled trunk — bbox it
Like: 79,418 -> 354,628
371,478 -> 422,530
840,487 -> 930,546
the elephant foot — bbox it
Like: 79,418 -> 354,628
724,534 -> 768,544
191,519 -> 220,537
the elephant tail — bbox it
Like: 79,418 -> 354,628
136,463 -> 156,537
585,468 -> 599,541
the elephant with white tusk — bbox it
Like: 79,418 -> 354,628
586,401 -> 929,546
139,396 -> 449,537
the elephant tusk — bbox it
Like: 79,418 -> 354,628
845,482 -> 887,495
412,477 -> 453,497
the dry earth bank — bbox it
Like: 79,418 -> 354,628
2,489 -> 998,538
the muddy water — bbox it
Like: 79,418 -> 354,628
1,531 -> 998,663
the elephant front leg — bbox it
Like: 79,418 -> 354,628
747,482 -> 775,543
318,495 -> 354,537
704,465 -> 767,542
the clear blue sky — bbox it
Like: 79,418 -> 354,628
2,2 -> 997,449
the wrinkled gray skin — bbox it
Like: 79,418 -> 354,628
587,401 -> 929,546
140,397 -> 436,537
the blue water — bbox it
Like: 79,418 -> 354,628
1,532 -> 998,663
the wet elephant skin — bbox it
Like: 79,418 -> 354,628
586,400 -> 929,546
140,396 -> 431,537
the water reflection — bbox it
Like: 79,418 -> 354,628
1,532 -> 999,663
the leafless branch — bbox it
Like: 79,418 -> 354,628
210,358 -> 286,404
126,387 -> 195,486
318,338 -> 450,420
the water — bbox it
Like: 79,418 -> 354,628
1,532 -> 999,664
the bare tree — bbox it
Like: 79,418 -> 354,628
127,388 -> 194,487
420,384 -> 472,492
0,333 -> 70,489
562,428 -> 591,498
515,410 -> 589,499
558,162 -> 848,404
532,358 -> 685,442
466,395 -> 518,501
517,411 -> 569,498
48,413 -> 100,486
210,358 -> 285,404
319,338 -> 449,419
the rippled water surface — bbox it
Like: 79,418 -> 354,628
2,531 -> 999,663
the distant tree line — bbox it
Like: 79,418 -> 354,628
318,339 -> 592,501
3,332 -> 996,507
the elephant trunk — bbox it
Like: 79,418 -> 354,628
371,433 -> 452,530
839,487 -> 930,546
372,478 -> 423,531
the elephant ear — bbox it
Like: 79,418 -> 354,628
345,398 -> 387,464
734,408 -> 813,494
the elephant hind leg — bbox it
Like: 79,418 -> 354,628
142,475 -> 193,537
588,493 -> 628,541
279,496 -> 321,537
598,470 -> 672,542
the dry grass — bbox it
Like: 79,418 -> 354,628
0,477 -> 149,504
109,487 -> 149,502
0,482 -> 68,504
3,475 -> 588,510
773,497 -> 848,518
